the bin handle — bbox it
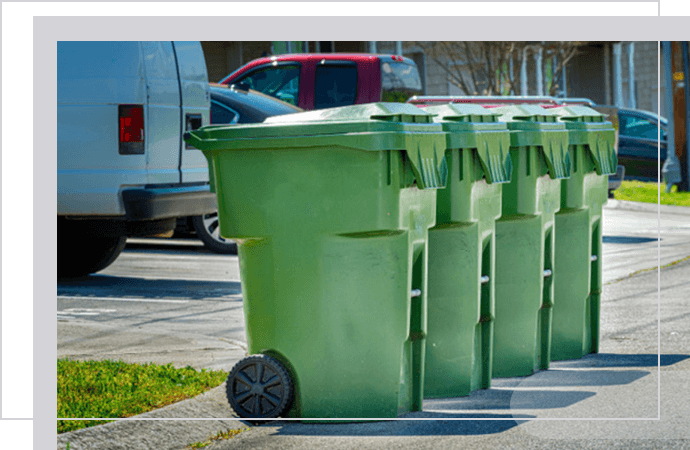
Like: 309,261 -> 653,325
403,140 -> 448,190
183,131 -> 204,150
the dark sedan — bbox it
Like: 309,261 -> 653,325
176,84 -> 302,253
594,106 -> 667,182
209,83 -> 302,124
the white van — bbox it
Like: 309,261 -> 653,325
57,41 -> 216,278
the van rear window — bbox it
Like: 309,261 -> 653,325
381,61 -> 422,102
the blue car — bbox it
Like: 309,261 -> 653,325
594,105 -> 667,183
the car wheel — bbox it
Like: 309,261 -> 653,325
192,212 -> 237,254
226,355 -> 294,419
58,233 -> 127,280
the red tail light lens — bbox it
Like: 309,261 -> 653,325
119,105 -> 144,154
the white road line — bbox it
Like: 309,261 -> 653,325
57,296 -> 189,304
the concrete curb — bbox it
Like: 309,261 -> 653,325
57,382 -> 249,450
604,199 -> 690,216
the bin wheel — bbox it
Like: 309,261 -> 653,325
226,354 -> 293,419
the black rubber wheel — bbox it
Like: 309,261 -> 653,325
58,224 -> 127,280
192,213 -> 237,254
226,355 -> 293,419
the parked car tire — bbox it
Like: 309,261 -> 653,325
192,212 -> 238,254
58,233 -> 127,279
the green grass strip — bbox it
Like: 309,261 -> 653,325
58,359 -> 227,434
613,180 -> 690,207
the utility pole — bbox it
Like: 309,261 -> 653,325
613,43 -> 623,107
671,41 -> 689,191
535,44 -> 544,96
628,42 -> 636,109
521,47 -> 528,96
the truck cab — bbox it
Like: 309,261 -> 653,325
219,53 -> 423,110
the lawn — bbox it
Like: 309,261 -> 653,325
58,359 -> 227,434
613,180 -> 690,207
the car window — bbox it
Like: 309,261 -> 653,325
619,114 -> 659,140
314,65 -> 358,110
210,100 -> 239,124
235,65 -> 300,106
380,60 -> 423,102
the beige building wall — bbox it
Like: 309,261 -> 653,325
201,42 -> 272,82
199,41 -> 662,114
403,41 -> 660,110
619,41 -> 659,112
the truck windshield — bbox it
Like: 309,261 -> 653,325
380,60 -> 423,102
235,64 -> 300,106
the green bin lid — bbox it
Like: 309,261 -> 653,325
185,102 -> 448,189
424,104 -> 512,184
491,105 -> 571,180
550,106 -> 617,176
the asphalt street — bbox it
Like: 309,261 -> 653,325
56,200 -> 690,449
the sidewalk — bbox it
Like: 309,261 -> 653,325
605,199 -> 690,216
57,199 -> 690,450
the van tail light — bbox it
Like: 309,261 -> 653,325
119,105 -> 145,154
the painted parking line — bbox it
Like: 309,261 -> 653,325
57,296 -> 190,304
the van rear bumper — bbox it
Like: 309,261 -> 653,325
122,184 -> 217,221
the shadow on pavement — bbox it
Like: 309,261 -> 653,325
497,369 -> 649,387
269,413 -> 533,436
603,235 -> 659,244
58,275 -> 242,300
424,389 -> 595,411
124,240 -> 219,255
550,353 -> 689,368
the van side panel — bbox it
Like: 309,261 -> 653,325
57,41 -> 146,105
141,41 -> 183,185
58,42 -> 147,216
173,41 -> 211,183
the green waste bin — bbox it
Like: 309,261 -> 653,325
549,105 -> 617,361
421,104 -> 512,398
490,105 -> 571,378
184,103 -> 448,419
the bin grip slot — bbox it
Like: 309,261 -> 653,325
475,133 -> 513,184
403,139 -> 448,190
585,131 -> 618,176
540,133 -> 572,180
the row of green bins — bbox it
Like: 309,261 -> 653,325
185,103 -> 449,419
550,106 -> 617,361
490,105 -> 572,378
421,104 -> 513,398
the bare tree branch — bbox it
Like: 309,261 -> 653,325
413,41 -> 585,97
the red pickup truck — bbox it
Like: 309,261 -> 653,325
219,53 -> 423,110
